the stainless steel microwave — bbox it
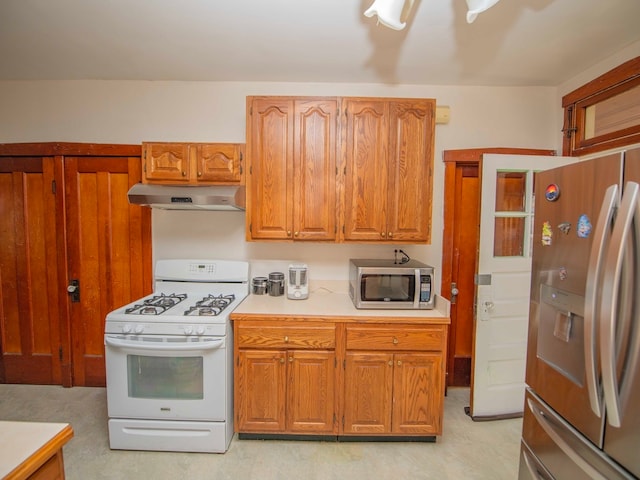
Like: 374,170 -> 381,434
349,259 -> 435,309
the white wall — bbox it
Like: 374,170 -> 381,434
0,80 -> 560,289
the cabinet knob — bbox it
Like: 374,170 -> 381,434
388,232 -> 393,238
388,360 -> 393,366
289,357 -> 293,363
393,337 -> 399,344
284,336 -> 289,343
287,230 -> 292,237
397,360 -> 402,366
197,171 -> 202,177
279,357 -> 285,364
294,231 -> 299,237
182,171 -> 187,177
380,232 -> 386,238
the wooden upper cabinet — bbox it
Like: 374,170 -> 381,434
246,96 -> 338,241
142,142 -> 244,185
343,98 -> 435,243
246,95 -> 435,243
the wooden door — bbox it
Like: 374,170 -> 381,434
343,99 -> 389,241
386,99 -> 435,242
246,97 -> 294,240
293,98 -> 338,241
391,352 -> 442,434
441,148 -> 556,388
343,351 -> 393,433
287,350 -> 336,433
64,155 -> 151,387
0,156 -> 66,384
236,349 -> 287,432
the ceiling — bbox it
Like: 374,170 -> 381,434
1,0 -> 639,86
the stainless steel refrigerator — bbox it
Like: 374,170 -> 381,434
519,148 -> 640,479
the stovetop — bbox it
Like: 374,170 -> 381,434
104,259 -> 249,337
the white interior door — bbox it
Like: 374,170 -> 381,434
471,153 -> 576,418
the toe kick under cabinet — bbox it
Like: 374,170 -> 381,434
232,314 -> 448,441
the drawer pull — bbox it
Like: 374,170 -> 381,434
284,336 -> 289,343
393,337 -> 399,344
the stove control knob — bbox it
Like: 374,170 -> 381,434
122,324 -> 132,334
134,325 -> 144,334
184,326 -> 194,335
196,326 -> 206,336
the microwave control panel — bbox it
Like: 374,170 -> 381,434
420,275 -> 432,303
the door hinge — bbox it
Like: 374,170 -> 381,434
474,274 -> 492,286
51,180 -> 56,194
249,223 -> 252,233
249,165 -> 252,175
342,415 -> 345,428
59,346 -> 63,361
343,359 -> 346,369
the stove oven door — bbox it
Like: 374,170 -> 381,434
105,334 -> 227,421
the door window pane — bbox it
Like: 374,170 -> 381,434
494,217 -> 525,257
495,172 -> 526,212
127,355 -> 204,400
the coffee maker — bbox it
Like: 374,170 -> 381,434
287,263 -> 309,300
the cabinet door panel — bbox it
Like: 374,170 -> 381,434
287,350 -> 336,433
392,352 -> 443,434
343,351 -> 393,433
236,350 -> 287,432
387,100 -> 434,242
294,99 -> 337,240
247,98 -> 294,239
0,157 -> 63,384
343,99 -> 389,241
198,144 -> 242,184
65,156 -> 152,386
142,143 -> 190,182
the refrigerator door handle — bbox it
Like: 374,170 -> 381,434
600,181 -> 640,428
584,183 -> 619,417
527,397 -> 609,480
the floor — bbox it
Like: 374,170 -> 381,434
0,385 -> 522,480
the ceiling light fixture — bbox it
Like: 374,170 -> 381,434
363,0 -> 502,30
363,0 -> 412,30
465,0 -> 501,23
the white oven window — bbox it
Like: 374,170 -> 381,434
127,355 -> 204,400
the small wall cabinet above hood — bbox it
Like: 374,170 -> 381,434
127,183 -> 246,211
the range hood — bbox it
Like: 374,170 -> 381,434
127,183 -> 246,211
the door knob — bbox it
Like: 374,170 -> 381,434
451,282 -> 460,304
67,280 -> 80,303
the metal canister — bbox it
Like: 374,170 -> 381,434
251,276 -> 269,295
268,272 -> 285,296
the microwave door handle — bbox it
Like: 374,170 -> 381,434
415,269 -> 421,308
105,336 -> 224,352
600,181 -> 640,427
584,183 -> 618,417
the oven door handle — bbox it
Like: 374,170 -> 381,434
105,336 -> 224,352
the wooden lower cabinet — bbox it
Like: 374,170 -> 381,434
234,321 -> 337,434
233,319 -> 447,439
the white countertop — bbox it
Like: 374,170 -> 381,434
0,421 -> 73,479
232,280 -> 450,321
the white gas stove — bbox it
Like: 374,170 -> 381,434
105,259 -> 248,336
104,259 -> 248,454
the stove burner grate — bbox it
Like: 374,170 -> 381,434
184,294 -> 236,316
125,293 -> 187,315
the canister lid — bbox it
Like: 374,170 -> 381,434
268,272 -> 285,280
